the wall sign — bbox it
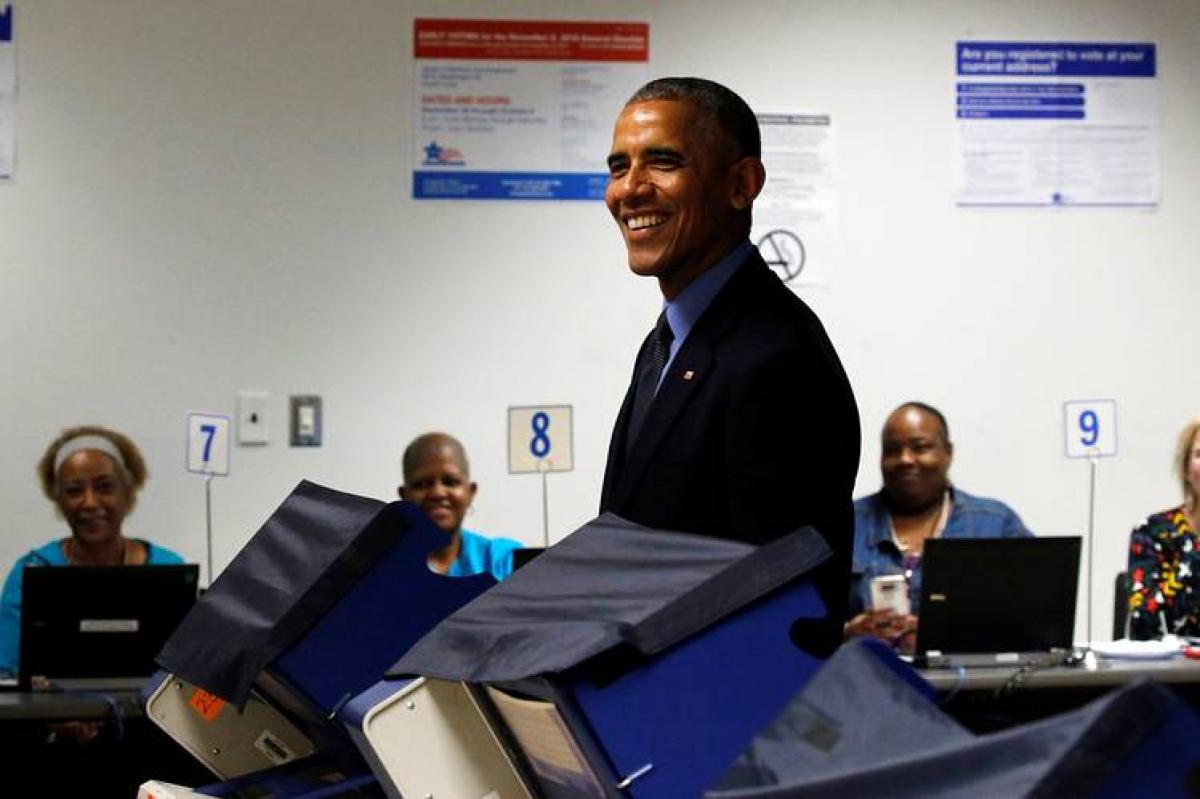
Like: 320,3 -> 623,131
508,405 -> 573,473
412,18 -> 648,200
1063,399 -> 1117,459
955,41 -> 1158,207
0,3 -> 14,181
187,412 -> 231,475
750,111 -> 836,284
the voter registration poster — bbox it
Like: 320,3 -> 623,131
954,41 -> 1158,207
0,3 -> 14,182
412,18 -> 649,200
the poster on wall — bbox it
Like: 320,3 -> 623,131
750,112 -> 836,286
954,41 -> 1158,207
412,18 -> 649,200
0,3 -> 14,182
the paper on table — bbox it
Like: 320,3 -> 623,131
1090,636 -> 1180,660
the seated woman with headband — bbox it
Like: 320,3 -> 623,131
399,432 -> 523,581
0,425 -> 184,677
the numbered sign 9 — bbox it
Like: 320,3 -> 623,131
508,405 -> 573,474
187,412 -> 231,475
1063,400 -> 1117,459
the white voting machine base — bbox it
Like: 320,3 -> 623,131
348,676 -> 531,799
145,673 -> 317,780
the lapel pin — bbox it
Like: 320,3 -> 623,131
683,370 -> 695,381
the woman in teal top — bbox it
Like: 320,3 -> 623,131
398,432 -> 523,581
0,426 -> 184,676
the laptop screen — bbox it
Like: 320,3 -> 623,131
19,564 -> 199,688
916,537 -> 1081,656
512,547 -> 545,572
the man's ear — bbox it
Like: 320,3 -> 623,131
398,485 -> 408,500
730,156 -> 766,211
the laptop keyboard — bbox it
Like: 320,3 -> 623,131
919,649 -> 1072,669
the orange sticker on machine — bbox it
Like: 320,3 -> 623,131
188,688 -> 226,722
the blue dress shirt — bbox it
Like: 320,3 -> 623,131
660,239 -> 753,383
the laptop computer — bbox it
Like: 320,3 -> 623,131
512,547 -> 545,572
19,564 -> 199,690
915,537 -> 1081,668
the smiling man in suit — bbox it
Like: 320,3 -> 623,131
599,77 -> 860,650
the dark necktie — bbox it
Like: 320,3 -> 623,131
625,312 -> 674,455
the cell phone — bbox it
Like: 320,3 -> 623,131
869,574 -> 910,616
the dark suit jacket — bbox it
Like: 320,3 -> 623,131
601,250 -> 860,648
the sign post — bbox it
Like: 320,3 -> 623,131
1063,399 -> 1118,645
508,405 -> 574,546
187,413 -> 231,586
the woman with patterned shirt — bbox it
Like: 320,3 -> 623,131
1128,417 -> 1200,639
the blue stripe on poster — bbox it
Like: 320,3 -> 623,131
413,171 -> 609,200
957,83 -> 1085,96
957,109 -> 1086,120
957,96 -> 1085,108
0,5 -> 12,43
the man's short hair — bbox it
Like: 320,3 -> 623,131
627,77 -> 761,160
402,432 -> 470,484
893,401 -> 952,446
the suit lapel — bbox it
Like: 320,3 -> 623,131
601,340 -> 645,507
611,252 -> 767,510
612,343 -> 714,509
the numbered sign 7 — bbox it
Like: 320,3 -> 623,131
187,413 -> 231,475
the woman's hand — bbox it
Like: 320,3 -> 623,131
844,609 -> 919,653
47,720 -> 104,746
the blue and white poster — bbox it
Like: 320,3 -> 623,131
954,41 -> 1158,207
412,18 -> 649,200
0,3 -> 14,181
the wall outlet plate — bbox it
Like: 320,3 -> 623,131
237,391 -> 270,445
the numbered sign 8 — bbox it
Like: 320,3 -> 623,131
508,405 -> 574,474
187,412 -> 231,475
1063,400 -> 1117,459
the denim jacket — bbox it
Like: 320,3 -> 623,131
847,487 -> 1032,618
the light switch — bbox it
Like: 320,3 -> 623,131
289,395 -> 322,447
298,405 -> 316,436
237,391 -> 270,445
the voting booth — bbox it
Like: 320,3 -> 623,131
706,638 -> 1200,798
144,480 -> 500,795
343,513 -> 835,799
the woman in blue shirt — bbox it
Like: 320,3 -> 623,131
0,425 -> 183,677
398,432 -> 523,581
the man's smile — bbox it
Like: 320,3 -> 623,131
625,213 -> 668,231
